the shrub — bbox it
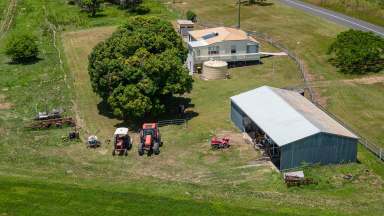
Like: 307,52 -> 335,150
5,34 -> 39,63
328,30 -> 384,74
88,16 -> 193,119
186,10 -> 197,22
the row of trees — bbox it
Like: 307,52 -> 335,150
88,16 -> 193,119
70,0 -> 149,17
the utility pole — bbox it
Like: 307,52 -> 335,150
237,0 -> 241,28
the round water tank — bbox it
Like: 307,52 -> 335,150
201,60 -> 228,80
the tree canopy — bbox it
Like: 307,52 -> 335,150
81,0 -> 103,17
88,16 -> 193,119
328,30 -> 384,74
5,34 -> 39,63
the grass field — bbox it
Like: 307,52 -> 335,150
302,0 -> 384,27
1,0 -> 384,215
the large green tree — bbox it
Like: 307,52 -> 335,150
88,16 -> 192,119
328,30 -> 384,74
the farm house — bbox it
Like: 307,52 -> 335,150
230,86 -> 359,170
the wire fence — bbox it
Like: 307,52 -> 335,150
158,119 -> 188,128
197,21 -> 383,162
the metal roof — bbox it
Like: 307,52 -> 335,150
189,40 -> 208,48
188,27 -> 258,46
114,127 -> 129,135
176,20 -> 194,25
230,86 -> 358,146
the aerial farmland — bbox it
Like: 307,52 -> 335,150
0,0 -> 383,215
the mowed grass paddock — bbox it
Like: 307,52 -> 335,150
1,0 -> 384,215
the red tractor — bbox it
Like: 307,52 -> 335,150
138,123 -> 162,156
211,136 -> 230,149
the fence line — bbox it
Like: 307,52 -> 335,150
197,21 -> 383,162
158,119 -> 188,128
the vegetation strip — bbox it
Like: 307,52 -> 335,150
0,0 -> 17,38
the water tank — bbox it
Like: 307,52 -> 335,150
201,60 -> 228,80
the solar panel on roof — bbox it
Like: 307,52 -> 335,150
202,32 -> 218,40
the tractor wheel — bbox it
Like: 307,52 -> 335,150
138,142 -> 144,156
154,142 -> 160,155
128,141 -> 132,150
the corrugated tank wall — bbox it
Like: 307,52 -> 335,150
280,133 -> 358,170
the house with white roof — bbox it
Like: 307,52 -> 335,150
186,27 -> 260,74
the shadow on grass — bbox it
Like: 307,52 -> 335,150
245,2 -> 274,7
97,96 -> 199,132
7,57 -> 43,65
228,60 -> 262,69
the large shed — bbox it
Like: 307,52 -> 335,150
230,86 -> 359,170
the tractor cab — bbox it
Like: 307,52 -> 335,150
138,123 -> 162,156
112,127 -> 132,156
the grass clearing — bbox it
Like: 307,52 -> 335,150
302,0 -> 384,27
1,0 -> 384,215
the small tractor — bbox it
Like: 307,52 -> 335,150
112,127 -> 133,156
87,135 -> 100,148
138,123 -> 162,156
211,136 -> 230,149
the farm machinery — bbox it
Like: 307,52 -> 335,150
112,127 -> 132,156
87,135 -> 100,148
211,136 -> 230,149
138,123 -> 162,156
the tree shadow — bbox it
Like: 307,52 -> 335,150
228,60 -> 262,68
97,96 -> 199,132
89,13 -> 107,18
244,1 -> 274,7
8,57 -> 42,65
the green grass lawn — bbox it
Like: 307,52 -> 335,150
301,0 -> 384,27
1,0 -> 384,215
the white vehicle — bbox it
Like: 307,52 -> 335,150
112,127 -> 133,156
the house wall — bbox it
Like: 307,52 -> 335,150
194,40 -> 259,57
187,40 -> 260,72
280,133 -> 358,170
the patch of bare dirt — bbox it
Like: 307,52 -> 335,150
343,75 -> 384,85
0,94 -> 12,110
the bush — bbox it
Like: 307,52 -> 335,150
5,34 -> 39,63
134,5 -> 150,15
328,30 -> 384,74
186,10 -> 197,22
88,16 -> 193,119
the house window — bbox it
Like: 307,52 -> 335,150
231,45 -> 237,54
247,44 -> 258,53
208,46 -> 219,55
196,49 -> 200,56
